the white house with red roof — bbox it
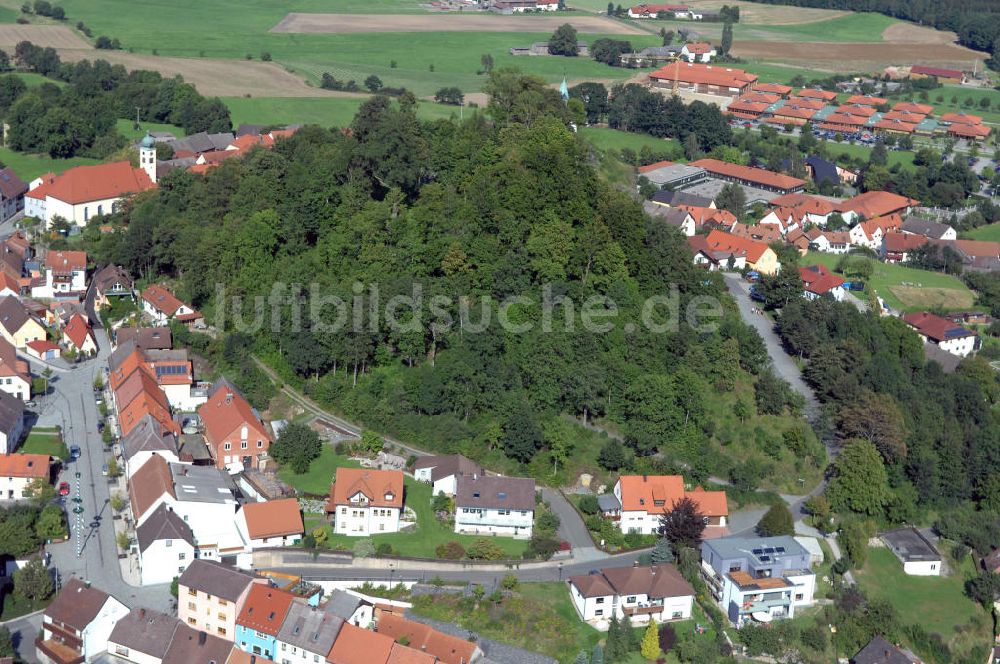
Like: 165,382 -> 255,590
681,42 -> 716,63
31,250 -> 87,300
141,284 -> 201,326
197,379 -> 271,472
606,475 -> 728,536
25,339 -> 60,362
25,161 -> 155,227
799,265 -> 846,301
234,497 -> 304,562
63,313 -> 97,355
903,312 -> 979,357
847,214 -> 902,250
325,467 -> 404,536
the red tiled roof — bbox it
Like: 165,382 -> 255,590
650,62 -> 757,89
835,104 -> 877,118
26,339 -> 59,354
684,42 -> 713,54
0,453 -> 49,478
910,65 -> 963,79
45,250 -> 86,272
630,3 -> 689,13
799,264 -> 845,295
377,614 -> 479,664
638,160 -> 675,174
142,284 -> 185,316
795,88 -> 838,101
783,97 -> 825,110
891,101 -> 934,115
755,82 -> 792,95
617,475 -> 728,517
63,313 -> 93,350
939,112 -> 982,126
769,193 -> 837,216
329,468 -> 404,511
772,106 -> 818,120
846,95 -> 887,106
882,110 -> 926,123
236,585 -> 296,636
840,191 -> 918,219
874,119 -> 918,133
241,498 -> 303,540
903,311 -> 976,342
727,100 -> 770,114
883,231 -> 927,253
738,92 -> 780,104
948,123 -> 991,138
675,205 -> 736,227
689,158 -> 806,191
328,624 -> 394,664
700,229 -> 772,263
26,161 -> 154,205
197,383 -> 270,449
820,112 -> 867,127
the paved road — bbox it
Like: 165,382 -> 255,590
722,274 -> 837,523
1,612 -> 42,663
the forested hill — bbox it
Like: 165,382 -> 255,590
750,0 -> 1000,64
77,70 -> 813,486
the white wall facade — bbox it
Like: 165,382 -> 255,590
0,475 -> 38,500
45,194 -> 120,227
139,537 -> 195,586
125,450 -> 183,480
902,559 -> 941,576
82,597 -> 130,660
0,374 -> 30,401
333,505 -> 400,536
936,335 -> 977,357
569,584 -> 693,626
454,507 -> 533,539
0,417 -> 24,455
161,383 -> 207,412
275,639 -> 327,664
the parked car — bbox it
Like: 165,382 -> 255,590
101,464 -> 108,477
58,482 -> 70,496
96,421 -> 105,433
69,445 -> 81,459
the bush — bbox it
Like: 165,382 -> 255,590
578,495 -> 600,515
536,510 -> 560,535
756,503 -> 794,536
467,538 -> 505,560
352,538 -> 376,558
528,535 -> 561,560
435,541 -> 466,560
658,623 -> 677,653
260,51 -> 271,61
376,543 -> 393,556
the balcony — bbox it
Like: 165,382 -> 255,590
35,638 -> 84,664
622,603 -> 664,616
740,597 -> 791,614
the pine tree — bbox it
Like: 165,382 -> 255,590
640,618 -> 661,660
605,614 -> 622,660
651,538 -> 674,564
623,614 -> 638,652
591,643 -> 604,664
575,651 -> 589,664
721,21 -> 733,56
606,1 -> 613,15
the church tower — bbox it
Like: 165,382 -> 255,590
139,132 -> 157,183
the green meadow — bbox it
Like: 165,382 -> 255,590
223,95 -> 466,128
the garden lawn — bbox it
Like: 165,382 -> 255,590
22,428 -> 68,459
410,582 -> 601,663
222,96 -> 462,129
965,222 -> 1000,242
282,445 -> 527,558
0,146 -> 98,181
822,141 -> 916,170
919,85 -> 1000,126
578,127 -> 682,157
855,547 -> 984,640
759,12 -> 897,42
800,252 -> 974,312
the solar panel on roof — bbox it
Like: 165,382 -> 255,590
763,547 -> 775,553
775,546 -> 785,553
759,555 -> 770,562
752,548 -> 763,555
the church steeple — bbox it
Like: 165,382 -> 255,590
559,75 -> 569,102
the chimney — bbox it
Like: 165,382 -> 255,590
139,608 -> 145,619
642,475 -> 647,482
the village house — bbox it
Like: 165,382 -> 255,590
848,214 -> 901,250
909,65 -> 965,85
274,599 -> 344,664
235,584 -> 296,660
675,205 -> 735,230
32,250 -> 87,300
700,535 -> 816,626
178,560 -> 265,641
135,503 -> 197,585
688,230 -> 780,275
902,311 -> 979,357
122,413 -> 181,478
376,613 -> 484,663
929,238 -> 1000,272
115,326 -> 172,351
568,563 -> 695,627
620,45 -> 681,68
730,221 -> 783,244
0,167 -> 27,223
882,232 -> 927,263
880,526 -> 942,576
327,467 -> 404,536
234,497 -> 304,552
327,623 -> 395,664
900,217 -> 956,241
606,475 -> 728,536
810,231 -> 852,254
142,284 -> 201,326
0,295 -> 46,349
650,188 -> 715,209
644,204 -> 697,236
768,193 -> 837,226
0,390 -> 25,454
0,453 -> 49,500
627,3 -> 698,18
198,379 -> 271,472
454,474 -> 536,539
163,623 -> 233,664
799,264 -> 847,301
0,337 -> 30,401
36,578 -> 130,664
838,190 -> 919,223
92,264 -> 134,309
805,155 -> 856,186
795,88 -> 838,103
681,42 -> 716,63
649,62 -> 757,98
106,607 -> 181,664
112,360 -> 177,438
63,313 -> 97,355
25,161 -> 155,227
851,636 -> 923,664
412,453 -> 484,496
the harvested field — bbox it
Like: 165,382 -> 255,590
270,12 -> 648,35
683,0 -> 848,25
889,286 -> 974,310
882,22 -> 958,44
0,24 -> 91,50
57,50 -> 337,97
732,40 -> 986,72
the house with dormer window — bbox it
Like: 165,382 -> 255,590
453,474 -> 536,539
325,468 -> 404,536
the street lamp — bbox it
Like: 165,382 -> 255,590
389,563 -> 395,586
558,562 -> 564,581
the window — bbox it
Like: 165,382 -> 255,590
188,589 -> 197,597
595,609 -> 604,617
217,627 -> 226,637
672,611 -> 682,619
218,600 -> 227,606
179,553 -> 186,560
218,613 -> 227,621
595,597 -> 605,604
281,644 -> 287,651
166,540 -> 172,547
626,596 -> 636,604
241,441 -> 248,449
188,617 -> 197,625
224,443 -> 231,451
115,646 -> 129,656
258,440 -> 263,448
188,602 -> 197,610
794,593 -> 804,601
341,507 -> 346,514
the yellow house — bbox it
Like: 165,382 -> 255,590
0,296 -> 46,349
701,230 -> 781,276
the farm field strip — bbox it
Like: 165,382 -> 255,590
271,12 -> 650,35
